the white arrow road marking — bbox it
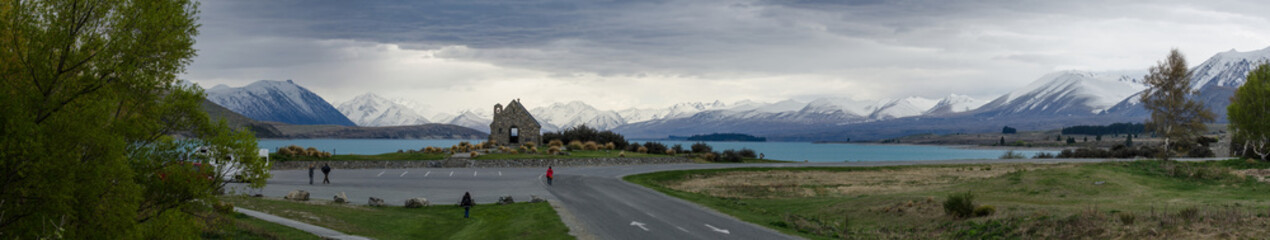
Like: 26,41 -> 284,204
630,221 -> 649,231
400,171 -> 408,177
424,171 -> 431,177
449,171 -> 454,177
376,171 -> 385,177
705,224 -> 730,234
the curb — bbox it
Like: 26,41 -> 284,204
234,207 -> 372,240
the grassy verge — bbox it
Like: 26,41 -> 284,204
221,196 -> 572,240
203,212 -> 318,240
272,152 -> 448,161
474,150 -> 664,160
626,159 -> 1270,239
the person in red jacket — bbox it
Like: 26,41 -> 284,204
546,166 -> 554,185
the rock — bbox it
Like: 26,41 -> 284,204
368,197 -> 385,207
334,192 -> 348,203
497,195 -> 515,205
529,195 -> 546,203
284,190 -> 309,201
405,197 -> 430,208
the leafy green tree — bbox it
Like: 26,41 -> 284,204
1229,63 -> 1270,161
0,0 -> 268,238
1140,49 -> 1215,160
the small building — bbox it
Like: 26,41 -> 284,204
489,99 -> 542,147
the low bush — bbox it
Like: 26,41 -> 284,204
720,150 -> 742,162
702,152 -> 717,162
583,141 -> 599,150
548,140 -> 564,148
1117,212 -> 1136,225
691,142 -> 712,153
548,146 -> 561,155
568,141 -> 584,151
738,148 -> 757,158
973,205 -> 996,217
604,142 -> 616,150
643,142 -> 668,155
637,146 -> 649,153
943,191 -> 976,219
999,150 -> 1025,159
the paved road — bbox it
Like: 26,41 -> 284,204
229,158 -> 1226,239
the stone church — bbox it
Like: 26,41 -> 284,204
489,99 -> 542,147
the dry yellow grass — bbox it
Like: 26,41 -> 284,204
668,164 -> 1066,198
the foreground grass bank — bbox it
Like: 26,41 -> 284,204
221,196 -> 572,240
626,159 -> 1270,239
203,212 -> 318,240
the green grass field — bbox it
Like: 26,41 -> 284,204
221,196 -> 572,240
474,149 -> 664,160
626,159 -> 1270,239
203,212 -> 319,240
272,152 -> 448,161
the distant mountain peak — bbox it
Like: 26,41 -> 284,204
336,92 -> 431,127
205,79 -> 355,126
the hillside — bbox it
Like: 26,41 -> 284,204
202,99 -> 485,139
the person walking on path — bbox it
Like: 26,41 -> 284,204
308,164 -> 315,185
321,163 -> 331,184
546,166 -> 554,185
460,192 -> 475,218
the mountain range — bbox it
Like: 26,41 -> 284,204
206,46 -> 1270,141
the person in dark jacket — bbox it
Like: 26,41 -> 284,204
321,163 -> 331,184
308,164 -> 315,185
460,192 -> 475,218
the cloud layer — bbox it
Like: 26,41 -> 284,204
184,0 -> 1270,113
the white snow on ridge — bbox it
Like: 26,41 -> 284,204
1190,47 -> 1270,89
529,101 -> 626,130
336,93 -> 430,127
869,97 -> 939,119
207,80 -> 320,115
1000,70 -> 1144,113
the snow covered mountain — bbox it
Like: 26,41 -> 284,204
618,101 -> 727,123
868,97 -> 939,120
336,93 -> 431,127
1106,46 -> 1270,122
446,110 -> 492,133
924,94 -> 988,115
530,101 -> 627,130
974,70 -> 1145,117
206,80 -> 355,126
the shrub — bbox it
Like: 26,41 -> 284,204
671,144 -> 685,153
509,149 -> 519,154
524,142 -> 537,149
738,148 -> 757,158
999,150 -> 1025,159
973,205 -> 996,217
702,152 -> 718,162
691,142 -> 713,153
643,142 -> 668,155
548,146 -> 561,155
278,147 -> 294,156
637,146 -> 648,153
470,151 -> 478,158
1032,152 -> 1054,159
542,124 -> 628,149
548,139 -> 564,147
568,141 -> 584,151
625,143 -> 641,152
584,141 -> 599,150
943,191 -> 976,219
604,142 -> 616,150
720,150 -> 742,162
1117,212 -> 1136,225
618,151 -> 626,157
665,149 -> 676,155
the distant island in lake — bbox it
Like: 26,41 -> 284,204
670,133 -> 767,142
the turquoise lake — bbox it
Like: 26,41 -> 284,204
259,139 -> 1057,162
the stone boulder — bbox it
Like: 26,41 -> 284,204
334,192 -> 348,204
284,190 -> 309,201
529,195 -> 546,203
368,197 -> 385,207
497,195 -> 515,205
405,198 -> 430,208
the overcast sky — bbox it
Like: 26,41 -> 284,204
182,0 -> 1270,114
